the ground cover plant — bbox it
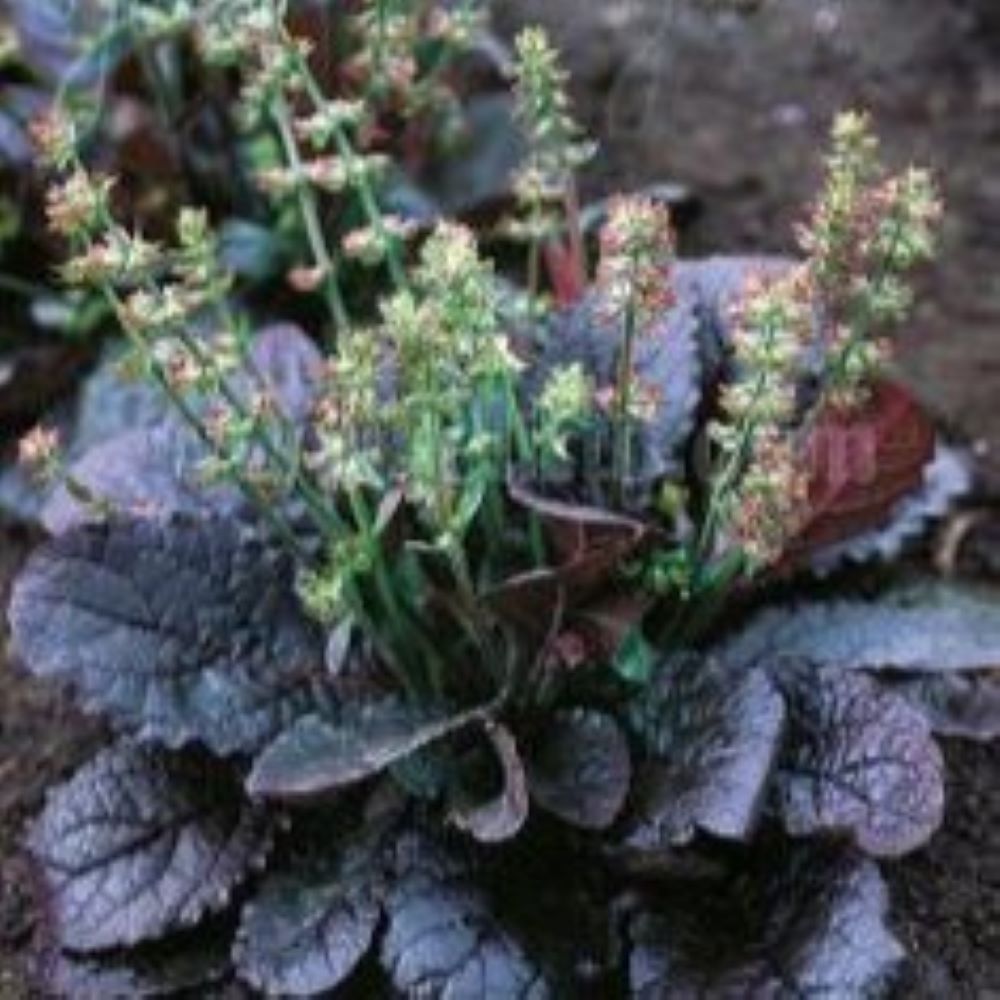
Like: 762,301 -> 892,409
5,0 -> 1000,995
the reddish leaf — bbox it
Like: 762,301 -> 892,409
509,480 -> 650,583
485,484 -> 652,655
789,381 -> 935,559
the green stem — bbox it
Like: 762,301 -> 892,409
96,285 -> 309,561
347,486 -> 449,699
271,97 -> 351,338
527,237 -> 541,303
287,43 -> 409,291
613,303 -> 637,506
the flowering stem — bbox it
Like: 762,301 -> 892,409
694,307 -> 783,577
75,185 -> 332,550
287,44 -> 410,291
0,272 -> 50,299
94,284 -> 309,561
612,302 -> 637,505
270,97 -> 351,338
347,485 -> 449,699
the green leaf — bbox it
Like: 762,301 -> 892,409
612,627 -> 655,684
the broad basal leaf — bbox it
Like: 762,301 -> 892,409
623,655 -> 785,849
787,380 -> 936,561
381,833 -> 550,998
25,327 -> 320,531
420,93 -> 527,217
450,723 -> 530,844
8,0 -> 121,86
626,843 -> 903,997
234,848 -> 381,997
9,517 -> 324,755
243,323 -> 325,426
721,579 -> 1000,675
41,425 -> 242,534
807,445 -> 971,575
775,665 -> 944,857
672,255 -> 795,378
509,482 -> 651,579
29,743 -> 272,953
247,701 -> 485,802
527,709 -> 631,830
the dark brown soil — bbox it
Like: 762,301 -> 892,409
888,739 -> 1000,997
2,0 -> 1000,995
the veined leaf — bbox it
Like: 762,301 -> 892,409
234,848 -> 381,997
627,843 -> 903,997
775,665 -> 944,858
247,701 -> 487,802
381,833 -> 550,998
721,580 -> 1000,675
624,655 -> 785,849
29,743 -> 272,953
527,709 -> 631,830
9,517 -> 324,755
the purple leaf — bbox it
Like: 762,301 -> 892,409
776,665 -> 944,858
247,702 -> 485,802
672,255 -> 797,378
7,0 -> 116,86
41,425 -> 242,534
623,656 -> 785,849
527,709 -> 631,830
721,580 -> 1000,675
28,743 -> 272,953
450,723 -> 530,844
886,669 -> 1000,742
9,517 -> 324,755
529,293 -> 702,500
626,843 -> 903,996
233,849 -> 381,996
381,832 -> 550,998
245,322 -> 325,426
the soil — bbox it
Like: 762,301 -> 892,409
2,0 -> 1000,995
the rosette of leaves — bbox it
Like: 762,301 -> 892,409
11,321 -> 1000,996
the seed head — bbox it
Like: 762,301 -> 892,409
596,197 -> 676,328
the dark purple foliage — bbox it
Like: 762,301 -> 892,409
526,709 -> 631,830
29,743 -> 272,953
9,516 -> 325,755
624,655 -> 786,849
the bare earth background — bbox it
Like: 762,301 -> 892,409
1,0 -> 999,995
